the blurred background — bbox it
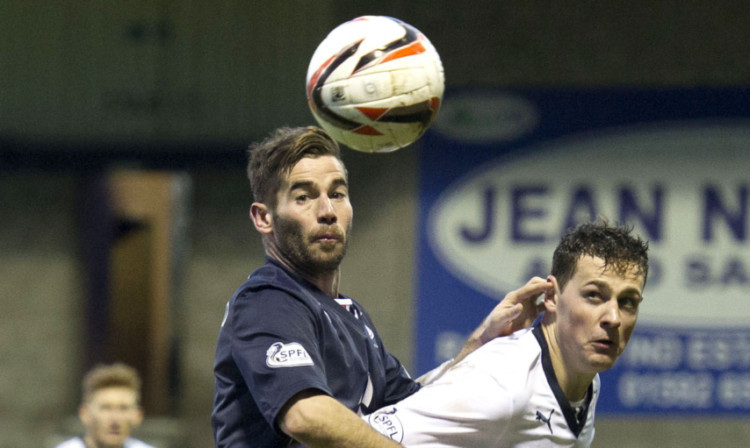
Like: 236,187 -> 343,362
2,1 -> 749,447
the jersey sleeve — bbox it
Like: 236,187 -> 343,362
365,362 -> 514,447
356,305 -> 420,407
228,286 -> 331,429
381,348 -> 421,405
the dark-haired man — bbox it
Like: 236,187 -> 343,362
212,126 -> 546,447
367,221 -> 649,447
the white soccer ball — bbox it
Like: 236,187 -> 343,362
306,16 -> 445,153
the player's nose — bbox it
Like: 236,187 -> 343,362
317,196 -> 337,223
601,300 -> 622,328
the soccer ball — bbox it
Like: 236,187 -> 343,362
306,16 -> 445,153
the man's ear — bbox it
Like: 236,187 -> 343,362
78,403 -> 90,426
250,203 -> 273,235
543,275 -> 560,312
132,405 -> 144,427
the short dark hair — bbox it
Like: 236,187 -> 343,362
81,362 -> 142,404
551,220 -> 649,290
247,126 -> 344,208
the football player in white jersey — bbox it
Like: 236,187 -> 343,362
54,363 -> 157,448
367,220 -> 649,447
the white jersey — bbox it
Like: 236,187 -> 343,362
366,327 -> 599,447
54,436 -> 157,448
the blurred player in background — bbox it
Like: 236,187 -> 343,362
367,220 -> 649,447
211,126 -> 546,448
55,362 -> 156,448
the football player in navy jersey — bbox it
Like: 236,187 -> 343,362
211,126 -> 547,448
366,221 -> 649,447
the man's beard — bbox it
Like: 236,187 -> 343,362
273,214 -> 350,276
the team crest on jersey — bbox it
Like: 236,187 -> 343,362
367,406 -> 404,442
265,342 -> 314,368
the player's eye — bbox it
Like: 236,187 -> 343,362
619,297 -> 640,312
585,290 -> 603,301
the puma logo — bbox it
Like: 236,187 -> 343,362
535,409 -> 554,434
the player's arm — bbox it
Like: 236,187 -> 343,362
279,389 -> 402,448
417,277 -> 550,385
454,276 -> 552,364
368,364 -> 515,446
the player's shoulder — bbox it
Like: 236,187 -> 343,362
439,328 -> 541,388
223,263 -> 334,334
240,261 -> 293,293
53,436 -> 156,448
455,328 -> 541,382
238,262 -> 320,303
474,327 -> 541,361
125,438 -> 158,448
52,438 -> 85,448
230,264 -> 310,308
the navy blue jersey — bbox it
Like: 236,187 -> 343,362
212,259 -> 420,447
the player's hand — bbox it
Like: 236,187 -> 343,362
488,276 -> 552,337
455,277 -> 552,363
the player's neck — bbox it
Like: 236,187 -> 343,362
541,325 -> 594,402
291,265 -> 341,297
307,270 -> 340,298
268,252 -> 341,297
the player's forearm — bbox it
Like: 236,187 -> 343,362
455,323 -> 490,363
280,391 -> 402,448
454,277 -> 552,363
417,320 -> 493,385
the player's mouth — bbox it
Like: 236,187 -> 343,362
106,427 -> 124,437
312,229 -> 343,243
592,339 -> 615,352
315,234 -> 340,243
